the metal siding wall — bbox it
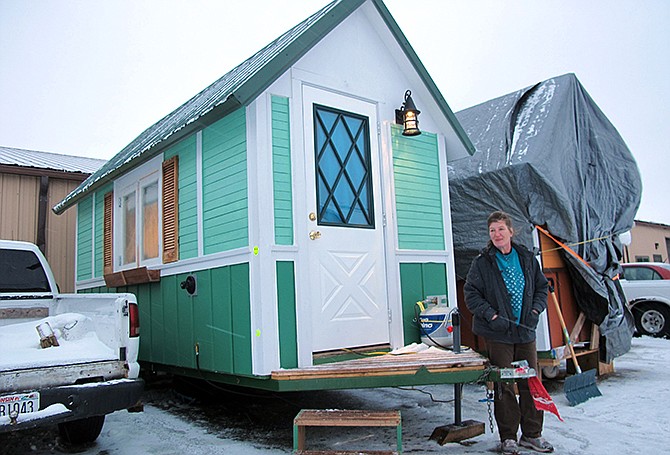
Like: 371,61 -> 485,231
164,136 -> 199,259
271,95 -> 294,245
94,183 -> 113,278
399,262 -> 448,344
392,126 -> 445,250
76,196 -> 93,281
1,173 -> 82,293
0,173 -> 38,242
46,179 -> 80,292
201,109 -> 249,254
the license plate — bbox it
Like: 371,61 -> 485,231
0,391 -> 40,418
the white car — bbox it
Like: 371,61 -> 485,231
620,262 -> 670,338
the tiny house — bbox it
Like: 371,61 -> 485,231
55,0 -> 483,390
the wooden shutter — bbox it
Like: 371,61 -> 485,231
103,192 -> 114,275
162,156 -> 179,263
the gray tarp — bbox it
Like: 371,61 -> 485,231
449,73 -> 640,362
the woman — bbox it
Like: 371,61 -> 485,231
464,211 -> 553,454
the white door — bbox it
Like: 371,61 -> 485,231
302,86 -> 390,353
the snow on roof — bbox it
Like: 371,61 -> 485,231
52,0 -> 347,214
0,146 -> 106,175
53,0 -> 474,214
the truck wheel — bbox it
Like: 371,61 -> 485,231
58,415 -> 105,445
633,302 -> 670,338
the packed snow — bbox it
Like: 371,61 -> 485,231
0,313 -> 115,371
1,336 -> 667,454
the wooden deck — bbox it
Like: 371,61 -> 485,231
272,348 -> 489,382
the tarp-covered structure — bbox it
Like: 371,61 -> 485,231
449,73 -> 640,362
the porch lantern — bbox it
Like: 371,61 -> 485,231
395,90 -> 421,136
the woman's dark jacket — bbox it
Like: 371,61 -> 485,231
464,242 -> 548,344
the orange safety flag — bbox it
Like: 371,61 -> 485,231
528,376 -> 564,422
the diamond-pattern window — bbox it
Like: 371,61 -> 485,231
313,104 -> 374,228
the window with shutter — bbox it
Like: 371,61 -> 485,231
103,192 -> 113,275
104,155 -> 165,287
162,156 -> 179,263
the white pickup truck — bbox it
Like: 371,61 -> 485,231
0,240 -> 144,444
619,262 -> 670,338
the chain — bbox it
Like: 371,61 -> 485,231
486,388 -> 495,433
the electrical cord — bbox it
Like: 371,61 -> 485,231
393,386 -> 455,404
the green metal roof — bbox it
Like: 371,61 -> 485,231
54,0 -> 474,214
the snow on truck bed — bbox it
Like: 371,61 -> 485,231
0,313 -> 116,372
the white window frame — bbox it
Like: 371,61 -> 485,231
113,155 -> 163,271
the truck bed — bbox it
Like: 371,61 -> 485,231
0,313 -> 117,373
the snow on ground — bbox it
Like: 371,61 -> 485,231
1,336 -> 668,455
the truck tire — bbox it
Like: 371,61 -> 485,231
58,415 -> 105,445
632,302 -> 670,338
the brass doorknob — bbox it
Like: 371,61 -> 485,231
309,230 -> 321,240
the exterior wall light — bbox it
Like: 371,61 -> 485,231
395,90 -> 421,136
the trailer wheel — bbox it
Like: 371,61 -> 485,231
633,302 -> 670,338
58,415 -> 105,445
541,365 -> 560,379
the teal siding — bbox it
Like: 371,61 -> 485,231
276,261 -> 297,368
392,125 -> 445,250
87,263 -> 252,375
76,196 -> 93,281
399,263 -> 448,344
94,183 -> 113,278
271,95 -> 294,245
202,109 -> 248,254
164,136 -> 198,259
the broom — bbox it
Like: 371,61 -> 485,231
547,279 -> 602,406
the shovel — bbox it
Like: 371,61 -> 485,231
547,280 -> 602,406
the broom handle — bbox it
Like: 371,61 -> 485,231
548,285 -> 583,374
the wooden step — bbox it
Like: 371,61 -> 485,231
295,451 -> 398,455
293,409 -> 402,454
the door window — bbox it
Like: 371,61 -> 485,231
313,104 -> 374,228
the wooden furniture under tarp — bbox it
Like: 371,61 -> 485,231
538,229 -> 613,377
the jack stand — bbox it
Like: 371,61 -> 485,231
430,310 -> 486,445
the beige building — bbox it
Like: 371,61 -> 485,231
623,219 -> 670,263
0,146 -> 105,291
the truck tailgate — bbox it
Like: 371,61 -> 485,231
1,360 -> 129,394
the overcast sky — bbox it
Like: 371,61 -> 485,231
1,0 -> 668,225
